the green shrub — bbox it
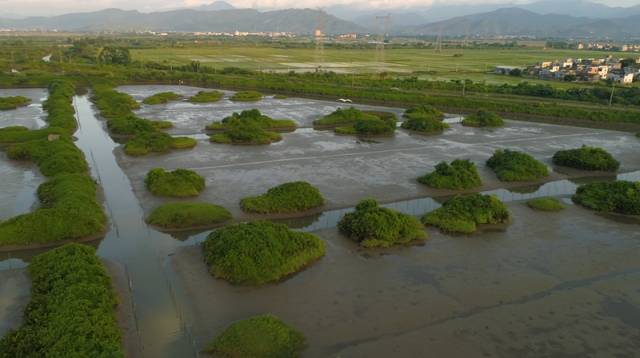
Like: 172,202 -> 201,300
147,202 -> 231,229
0,126 -> 66,144
418,160 -> 482,190
552,146 -> 620,171
313,107 -> 379,128
189,90 -> 224,103
207,109 -> 296,132
403,105 -> 444,120
527,197 -> 565,212
7,136 -> 88,176
422,194 -> 510,234
0,244 -> 122,357
338,199 -> 426,248
151,120 -> 173,129
205,314 -> 305,358
43,80 -> 78,132
142,91 -> 182,105
171,136 -> 197,149
486,149 -> 549,182
107,114 -> 155,136
241,181 -> 325,214
273,94 -> 288,99
325,109 -> 396,137
0,95 -> 31,110
145,168 -> 205,197
401,116 -> 449,134
462,110 -> 505,127
573,181 -> 640,215
230,90 -> 263,102
202,221 -> 325,285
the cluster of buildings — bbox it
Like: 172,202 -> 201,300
528,57 -> 640,84
577,42 -> 640,52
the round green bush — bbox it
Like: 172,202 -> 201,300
552,146 -> 620,172
422,194 -> 510,234
205,314 -> 305,358
418,159 -> 482,190
189,90 -> 224,103
338,199 -> 426,248
527,197 -> 565,212
313,107 -> 379,128
230,91 -> 263,102
241,181 -> 325,214
336,116 -> 396,137
202,221 -> 326,285
486,149 -> 549,182
144,168 -> 205,197
151,120 -> 173,130
462,110 -> 505,127
572,181 -> 640,215
142,91 -> 182,105
147,202 -> 231,229
401,116 -> 449,134
403,105 -> 444,120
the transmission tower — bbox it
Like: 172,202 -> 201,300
375,14 -> 392,68
314,10 -> 326,69
435,24 -> 443,53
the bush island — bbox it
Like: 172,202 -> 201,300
189,90 -> 224,103
145,168 -> 205,197
418,160 -> 482,190
462,110 -> 505,127
151,120 -> 173,129
207,109 -> 291,145
552,146 -> 620,172
0,95 -> 31,110
240,181 -> 325,214
205,314 -> 305,358
487,149 -> 549,182
572,181 -> 640,215
0,244 -> 122,357
403,105 -> 444,121
317,108 -> 397,137
230,90 -> 263,102
313,107 -> 379,128
401,116 -> 449,134
142,91 -> 182,105
527,197 -> 565,212
202,221 -> 325,285
338,199 -> 426,248
147,202 -> 231,229
422,194 -> 510,234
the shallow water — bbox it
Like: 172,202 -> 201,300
0,88 -> 47,129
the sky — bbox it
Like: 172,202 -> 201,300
2,0 -> 639,16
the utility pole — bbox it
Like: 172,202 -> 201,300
609,82 -> 615,106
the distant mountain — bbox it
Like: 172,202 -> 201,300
194,1 -> 235,12
0,8 -> 363,34
519,0 -> 640,19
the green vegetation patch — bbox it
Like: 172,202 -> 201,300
205,314 -> 305,358
422,194 -> 510,234
7,136 -> 88,177
147,202 -> 231,229
142,91 -> 182,105
552,146 -> 620,172
189,90 -> 224,103
318,108 -> 397,137
202,221 -> 326,285
313,107 -> 379,128
403,105 -> 444,121
230,90 -> 263,102
418,160 -> 482,190
151,120 -> 173,129
487,149 -> 549,182
527,197 -> 565,212
573,181 -> 640,215
207,109 -> 292,145
145,168 -> 205,197
240,181 -> 325,214
401,116 -> 449,134
338,199 -> 426,248
0,95 -> 31,110
462,110 -> 505,128
0,244 -> 122,357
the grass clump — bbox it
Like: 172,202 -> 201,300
145,168 -> 205,197
313,107 -> 379,128
205,314 -> 305,358
487,149 -> 549,182
202,221 -> 325,285
189,90 -> 224,103
142,91 -> 182,105
240,181 -> 325,214
0,244 -> 122,357
147,202 -> 231,229
338,199 -> 426,248
316,108 -> 397,137
403,105 -> 444,121
572,181 -> 640,215
527,197 -> 565,212
401,116 -> 449,134
462,109 -> 505,128
552,146 -> 620,172
0,95 -> 31,110
422,194 -> 510,234
151,120 -> 173,129
230,90 -> 263,102
207,109 -> 292,145
418,159 -> 482,190
273,94 -> 288,99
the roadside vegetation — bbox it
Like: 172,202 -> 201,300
418,160 -> 482,190
142,91 -> 182,105
207,109 -> 294,145
202,221 -> 326,285
552,146 -> 620,171
527,197 -> 566,212
188,90 -> 224,103
462,110 -> 505,127
0,244 -> 122,357
0,95 -> 31,110
145,168 -> 205,197
422,194 -> 510,234
487,149 -> 549,182
573,181 -> 640,215
241,181 -> 324,214
205,314 -> 305,358
147,202 -> 231,229
230,90 -> 263,102
338,199 -> 426,248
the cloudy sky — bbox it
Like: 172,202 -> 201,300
2,0 -> 639,16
